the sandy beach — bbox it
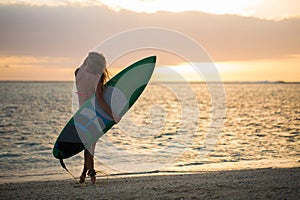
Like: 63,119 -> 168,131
1,167 -> 299,199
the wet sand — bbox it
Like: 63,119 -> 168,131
1,167 -> 299,199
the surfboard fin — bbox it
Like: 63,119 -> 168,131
59,158 -> 67,169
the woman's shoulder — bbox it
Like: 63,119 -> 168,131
74,68 -> 80,76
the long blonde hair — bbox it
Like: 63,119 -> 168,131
100,68 -> 110,89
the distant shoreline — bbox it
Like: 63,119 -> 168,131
0,80 -> 300,84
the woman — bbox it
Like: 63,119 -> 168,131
75,52 -> 120,184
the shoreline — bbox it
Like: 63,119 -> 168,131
1,167 -> 299,199
1,158 -> 299,184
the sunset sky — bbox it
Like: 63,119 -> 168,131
0,0 -> 299,81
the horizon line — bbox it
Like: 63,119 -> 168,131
0,80 -> 299,84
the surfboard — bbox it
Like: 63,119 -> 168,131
53,56 -> 156,159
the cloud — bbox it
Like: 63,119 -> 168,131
0,55 -> 76,69
2,0 -> 300,20
0,64 -> 9,69
0,4 -> 299,64
100,0 -> 300,20
0,0 -> 103,7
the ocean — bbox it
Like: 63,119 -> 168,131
0,81 -> 299,183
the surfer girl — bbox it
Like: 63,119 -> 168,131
75,52 -> 120,184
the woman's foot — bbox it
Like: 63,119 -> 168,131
88,169 -> 96,184
79,174 -> 86,184
79,169 -> 87,184
91,175 -> 96,184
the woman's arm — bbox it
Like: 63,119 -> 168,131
95,81 -> 120,123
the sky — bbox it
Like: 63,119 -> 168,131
0,0 -> 299,81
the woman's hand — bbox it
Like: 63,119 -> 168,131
113,113 -> 121,124
96,82 -> 121,124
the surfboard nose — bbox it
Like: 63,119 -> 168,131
142,55 -> 156,64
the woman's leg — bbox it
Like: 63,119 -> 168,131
79,164 -> 87,183
84,143 -> 96,183
85,144 -> 95,170
80,144 -> 96,183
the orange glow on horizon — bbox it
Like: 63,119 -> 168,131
1,55 -> 299,82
